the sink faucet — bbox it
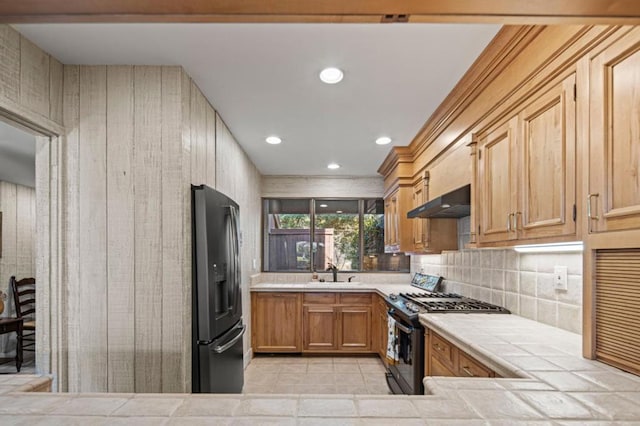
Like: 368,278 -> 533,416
326,263 -> 338,282
348,276 -> 356,283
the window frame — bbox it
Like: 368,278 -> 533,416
261,197 -> 385,273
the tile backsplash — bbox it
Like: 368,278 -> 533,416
411,246 -> 583,335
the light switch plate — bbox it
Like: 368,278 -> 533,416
554,265 -> 568,291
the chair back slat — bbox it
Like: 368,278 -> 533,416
10,276 -> 36,320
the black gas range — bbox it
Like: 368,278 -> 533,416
387,290 -> 511,322
384,273 -> 510,395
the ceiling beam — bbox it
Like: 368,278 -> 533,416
1,0 -> 640,24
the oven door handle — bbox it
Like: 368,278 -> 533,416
395,321 -> 414,334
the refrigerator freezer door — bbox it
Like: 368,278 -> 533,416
196,320 -> 245,393
192,185 -> 242,342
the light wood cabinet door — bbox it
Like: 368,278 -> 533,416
412,179 -> 426,250
384,189 -> 399,252
303,305 -> 338,351
518,73 -> 576,239
338,306 -> 371,351
477,116 -> 519,244
371,298 -> 381,355
589,29 -> 640,233
252,293 -> 302,353
377,296 -> 389,359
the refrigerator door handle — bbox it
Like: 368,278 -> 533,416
212,324 -> 246,354
229,205 -> 241,315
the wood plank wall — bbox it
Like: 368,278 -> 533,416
215,113 -> 262,357
0,25 -> 62,126
62,65 -> 262,393
63,65 -> 187,392
0,181 -> 36,302
0,182 -> 35,355
261,176 -> 384,199
0,24 -> 262,392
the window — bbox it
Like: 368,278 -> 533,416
263,198 -> 409,272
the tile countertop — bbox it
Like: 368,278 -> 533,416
250,281 -> 417,296
2,302 -> 639,422
420,313 -> 640,422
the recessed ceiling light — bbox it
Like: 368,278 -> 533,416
265,136 -> 282,145
375,136 -> 392,145
319,204 -> 328,208
327,163 -> 340,169
319,67 -> 344,84
336,210 -> 343,214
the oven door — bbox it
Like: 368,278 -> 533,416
386,311 -> 424,395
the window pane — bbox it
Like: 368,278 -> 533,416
314,200 -> 360,271
264,199 -> 311,271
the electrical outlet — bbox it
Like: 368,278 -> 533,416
554,265 -> 568,291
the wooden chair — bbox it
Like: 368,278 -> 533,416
10,276 -> 35,355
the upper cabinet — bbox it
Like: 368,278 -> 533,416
477,116 -> 519,244
412,177 -> 427,250
477,73 -> 577,245
588,28 -> 640,233
383,185 -> 413,253
518,73 -> 577,240
383,188 -> 399,251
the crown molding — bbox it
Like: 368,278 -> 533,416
3,1 -> 640,23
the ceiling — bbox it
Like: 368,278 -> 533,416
0,120 -> 36,188
15,23 -> 501,177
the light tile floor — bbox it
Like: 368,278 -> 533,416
243,355 -> 392,395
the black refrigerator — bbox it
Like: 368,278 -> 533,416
192,184 -> 245,393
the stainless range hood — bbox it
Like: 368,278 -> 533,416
407,184 -> 470,219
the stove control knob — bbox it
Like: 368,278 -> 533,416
389,294 -> 398,300
405,302 -> 419,313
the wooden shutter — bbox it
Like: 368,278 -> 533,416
595,248 -> 640,375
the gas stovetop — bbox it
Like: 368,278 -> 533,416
386,274 -> 511,320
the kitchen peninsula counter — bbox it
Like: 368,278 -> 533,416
1,310 -> 639,422
250,281 -> 417,296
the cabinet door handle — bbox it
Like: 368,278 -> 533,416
461,366 -> 475,377
513,212 -> 521,231
506,213 -> 512,232
434,343 -> 445,352
587,193 -> 600,221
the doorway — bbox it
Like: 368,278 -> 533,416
0,108 -> 62,388
0,119 -> 37,373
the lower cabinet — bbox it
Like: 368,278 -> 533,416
373,294 -> 389,360
424,328 -> 498,378
252,291 -> 379,355
339,306 -> 371,351
302,292 -> 372,353
251,292 -> 302,353
303,305 -> 338,351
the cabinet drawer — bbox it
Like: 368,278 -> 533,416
430,354 -> 457,377
458,352 -> 493,378
430,332 -> 455,368
340,293 -> 372,305
303,292 -> 338,304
